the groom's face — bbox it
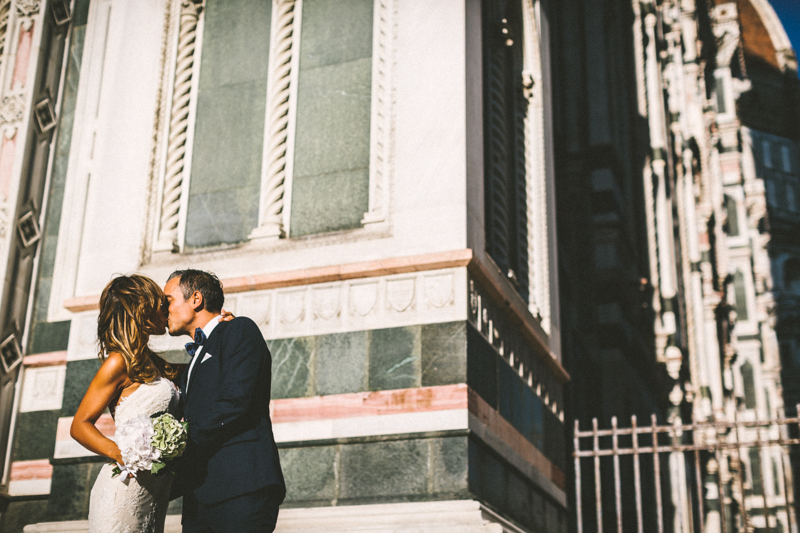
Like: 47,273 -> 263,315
164,277 -> 198,337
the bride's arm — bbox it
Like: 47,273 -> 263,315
70,352 -> 128,463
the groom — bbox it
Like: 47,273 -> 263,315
164,269 -> 285,532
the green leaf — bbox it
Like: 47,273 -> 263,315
151,461 -> 166,475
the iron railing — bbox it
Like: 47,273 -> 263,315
573,408 -> 800,533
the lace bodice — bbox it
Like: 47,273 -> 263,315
114,377 -> 180,424
88,377 -> 180,533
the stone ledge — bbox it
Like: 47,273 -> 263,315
62,249 -> 474,312
23,500 -> 527,533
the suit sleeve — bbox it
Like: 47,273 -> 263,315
187,318 -> 268,452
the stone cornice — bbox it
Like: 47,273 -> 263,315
64,249 -> 474,312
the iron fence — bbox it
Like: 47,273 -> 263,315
573,408 -> 800,533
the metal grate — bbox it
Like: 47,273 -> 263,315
573,409 -> 800,533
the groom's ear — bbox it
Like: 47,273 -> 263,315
190,291 -> 205,312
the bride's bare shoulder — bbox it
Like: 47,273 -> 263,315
96,352 -> 129,384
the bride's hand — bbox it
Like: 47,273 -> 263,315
220,308 -> 235,322
111,447 -> 123,466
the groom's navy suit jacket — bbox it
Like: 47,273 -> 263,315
178,317 -> 285,506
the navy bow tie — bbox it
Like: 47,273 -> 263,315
185,328 -> 207,358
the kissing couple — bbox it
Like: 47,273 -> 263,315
69,270 -> 286,532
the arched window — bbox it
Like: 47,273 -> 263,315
741,360 -> 756,410
725,195 -> 740,236
749,447 -> 763,494
733,270 -> 749,321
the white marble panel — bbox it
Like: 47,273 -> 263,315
8,478 -> 51,496
66,312 -> 100,361
19,366 -> 66,412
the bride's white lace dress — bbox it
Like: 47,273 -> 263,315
88,377 -> 180,533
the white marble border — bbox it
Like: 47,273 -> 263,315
273,409 -> 468,443
24,500 -> 535,532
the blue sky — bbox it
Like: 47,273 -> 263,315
770,0 -> 800,53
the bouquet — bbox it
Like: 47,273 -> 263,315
112,412 -> 188,479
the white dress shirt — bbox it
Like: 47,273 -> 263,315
185,314 -> 221,393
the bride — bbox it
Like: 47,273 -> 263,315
70,274 -> 183,533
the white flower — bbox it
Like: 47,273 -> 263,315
115,415 -> 160,475
112,413 -> 188,480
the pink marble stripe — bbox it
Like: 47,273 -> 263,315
468,388 -> 565,489
12,23 -> 33,89
270,384 -> 468,424
224,249 -> 473,294
9,459 -> 52,481
0,134 -> 17,199
56,414 -> 115,441
23,351 -> 68,367
63,249 -> 474,312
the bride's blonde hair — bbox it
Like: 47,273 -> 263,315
97,274 -> 177,383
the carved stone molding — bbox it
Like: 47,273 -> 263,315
468,277 -> 563,420
14,0 -> 38,17
520,0 -> 549,330
0,0 -> 11,64
0,93 -> 24,126
712,3 -> 740,67
250,0 -> 298,240
154,0 -> 204,252
227,268 -> 466,341
362,0 -> 397,225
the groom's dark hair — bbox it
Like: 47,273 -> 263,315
168,269 -> 224,313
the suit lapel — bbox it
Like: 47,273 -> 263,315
180,363 -> 189,398
183,322 -> 225,402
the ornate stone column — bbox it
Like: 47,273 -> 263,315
154,0 -> 204,253
250,0 -> 299,240
361,0 -> 396,226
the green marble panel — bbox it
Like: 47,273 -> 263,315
73,0 -> 90,25
11,410 -> 58,461
431,436 -> 469,496
289,169 -> 370,236
290,0 -> 373,237
339,439 -> 428,500
46,462 -> 103,521
368,327 -> 421,391
27,320 -> 70,355
298,0 -> 373,70
194,0 -> 270,88
271,337 -> 315,399
0,498 -> 49,533
61,359 -> 101,417
185,0 -> 271,248
166,496 -> 182,516
421,322 -> 467,386
531,489 -> 546,532
185,188 -> 261,247
33,277 -> 52,322
468,437 -> 507,512
466,324 -> 498,408
281,446 -> 337,504
314,331 -> 367,395
292,59 -> 373,180
507,469 -> 533,527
